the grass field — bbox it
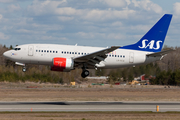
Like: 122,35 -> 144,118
0,82 -> 180,101
0,111 -> 180,120
1,82 -> 180,119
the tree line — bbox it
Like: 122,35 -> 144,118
1,44 -> 180,85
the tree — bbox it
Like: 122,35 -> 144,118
174,70 -> 180,85
95,69 -> 105,76
121,69 -> 128,81
128,74 -> 134,82
9,45 -> 13,49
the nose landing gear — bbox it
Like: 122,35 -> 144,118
22,67 -> 26,72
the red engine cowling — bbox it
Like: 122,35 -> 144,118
51,57 -> 74,72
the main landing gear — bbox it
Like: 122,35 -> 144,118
81,64 -> 89,78
81,69 -> 89,78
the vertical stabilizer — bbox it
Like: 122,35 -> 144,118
120,14 -> 173,52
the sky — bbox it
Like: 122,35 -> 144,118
0,0 -> 180,48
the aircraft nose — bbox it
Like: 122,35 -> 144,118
3,51 -> 10,58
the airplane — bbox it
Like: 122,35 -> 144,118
3,14 -> 173,78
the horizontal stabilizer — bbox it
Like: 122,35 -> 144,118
146,49 -> 175,57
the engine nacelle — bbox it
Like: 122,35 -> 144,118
51,57 -> 74,72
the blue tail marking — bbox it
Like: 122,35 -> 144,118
120,14 -> 172,52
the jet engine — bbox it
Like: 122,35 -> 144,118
51,57 -> 74,72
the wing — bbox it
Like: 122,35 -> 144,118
146,49 -> 175,57
73,46 -> 120,67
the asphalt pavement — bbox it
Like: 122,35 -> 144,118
0,101 -> 179,112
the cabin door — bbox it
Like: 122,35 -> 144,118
28,45 -> 34,56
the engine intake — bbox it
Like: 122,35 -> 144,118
51,57 -> 74,72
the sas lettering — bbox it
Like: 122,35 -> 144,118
138,39 -> 162,50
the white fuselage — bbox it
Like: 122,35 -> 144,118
3,44 -> 161,69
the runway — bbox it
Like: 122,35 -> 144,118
0,101 -> 180,112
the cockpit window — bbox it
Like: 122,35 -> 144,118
14,48 -> 21,51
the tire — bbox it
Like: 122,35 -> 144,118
81,73 -> 86,78
22,67 -> 26,72
81,70 -> 89,78
84,70 -> 89,76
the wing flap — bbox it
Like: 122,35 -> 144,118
74,46 -> 120,63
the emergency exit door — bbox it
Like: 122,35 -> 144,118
129,52 -> 134,63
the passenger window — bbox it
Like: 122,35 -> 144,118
70,52 -> 71,54
39,50 -> 40,52
75,52 -> 77,54
72,52 -> 74,54
64,52 -> 66,54
36,50 -> 38,52
47,50 -> 49,53
62,51 -> 63,54
82,53 -> 83,55
50,51 -> 52,53
41,50 -> 43,52
123,55 -> 125,58
53,51 -> 55,53
109,55 -> 111,57
78,52 -> 80,55
112,55 -> 114,57
67,52 -> 69,54
56,51 -> 58,53
115,55 -> 116,57
44,50 -> 46,52
120,55 -> 122,57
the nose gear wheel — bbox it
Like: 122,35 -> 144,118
22,67 -> 26,72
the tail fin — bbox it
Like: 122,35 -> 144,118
120,14 -> 173,52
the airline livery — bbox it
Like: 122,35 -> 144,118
3,14 -> 173,78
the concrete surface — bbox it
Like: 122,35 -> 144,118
0,101 -> 179,112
